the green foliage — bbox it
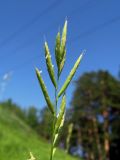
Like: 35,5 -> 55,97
36,20 -> 83,160
28,152 -> 36,160
66,123 -> 73,153
0,105 -> 77,160
26,106 -> 38,129
70,70 -> 120,159
38,107 -> 53,140
0,99 -> 26,121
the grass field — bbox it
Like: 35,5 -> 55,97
0,106 -> 77,160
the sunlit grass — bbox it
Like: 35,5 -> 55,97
0,106 -> 78,160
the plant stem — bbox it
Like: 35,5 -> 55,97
55,75 -> 59,113
50,75 -> 59,160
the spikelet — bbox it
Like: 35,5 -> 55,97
35,20 -> 84,160
55,21 -> 67,76
60,20 -> 67,61
58,53 -> 84,97
59,49 -> 66,75
55,32 -> 61,69
36,68 -> 55,115
45,42 -> 57,88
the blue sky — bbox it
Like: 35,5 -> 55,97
0,0 -> 120,109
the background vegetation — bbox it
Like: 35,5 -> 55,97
0,104 -> 77,160
0,70 -> 120,160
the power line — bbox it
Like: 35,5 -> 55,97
68,0 -> 97,17
71,15 -> 120,42
0,17 -> 63,60
0,54 -> 40,77
0,0 -> 101,59
0,14 -> 120,78
1,0 -> 96,76
0,0 -> 118,77
67,15 -> 120,63
0,0 -> 65,48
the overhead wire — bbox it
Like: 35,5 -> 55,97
0,14 -> 120,78
70,15 -> 120,42
0,0 -> 96,59
0,0 -> 119,77
0,0 -> 65,48
0,0 -> 97,78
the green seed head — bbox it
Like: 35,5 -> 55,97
55,21 -> 67,77
60,20 -> 67,60
44,42 -> 57,88
55,32 -> 61,69
36,68 -> 55,115
58,52 -> 84,98
35,20 -> 84,160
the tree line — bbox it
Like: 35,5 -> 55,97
0,70 -> 120,160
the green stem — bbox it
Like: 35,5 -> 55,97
50,114 -> 56,160
50,75 -> 59,160
55,75 -> 59,113
55,88 -> 58,113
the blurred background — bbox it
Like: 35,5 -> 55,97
0,0 -> 120,160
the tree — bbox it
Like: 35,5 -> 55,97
70,70 -> 120,160
0,99 -> 26,120
38,107 -> 53,140
26,106 -> 39,129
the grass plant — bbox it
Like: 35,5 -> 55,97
35,20 -> 84,160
